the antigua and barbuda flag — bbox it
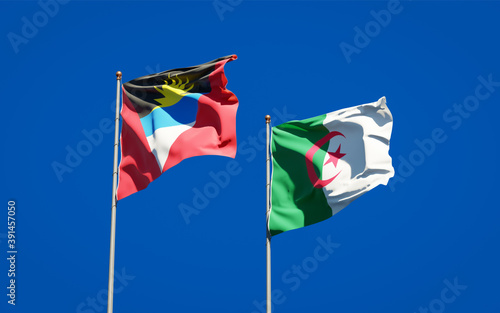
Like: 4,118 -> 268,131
269,97 -> 394,236
117,55 -> 238,200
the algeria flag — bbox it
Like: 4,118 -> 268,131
269,97 -> 394,236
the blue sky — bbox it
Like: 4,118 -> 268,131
2,1 -> 500,312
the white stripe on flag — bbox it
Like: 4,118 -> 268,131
146,122 -> 195,172
321,97 -> 394,215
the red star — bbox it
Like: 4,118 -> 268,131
324,144 -> 345,168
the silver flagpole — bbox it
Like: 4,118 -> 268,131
107,71 -> 122,313
265,115 -> 272,313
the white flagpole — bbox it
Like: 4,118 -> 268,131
265,115 -> 272,313
107,71 -> 122,313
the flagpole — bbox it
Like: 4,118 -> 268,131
107,71 -> 122,313
265,115 -> 272,313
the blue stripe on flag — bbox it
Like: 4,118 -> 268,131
140,94 -> 200,137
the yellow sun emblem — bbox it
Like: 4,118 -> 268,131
153,73 -> 194,108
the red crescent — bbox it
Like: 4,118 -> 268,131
305,131 -> 345,189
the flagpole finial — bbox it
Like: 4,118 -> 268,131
265,115 -> 271,123
116,71 -> 122,80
